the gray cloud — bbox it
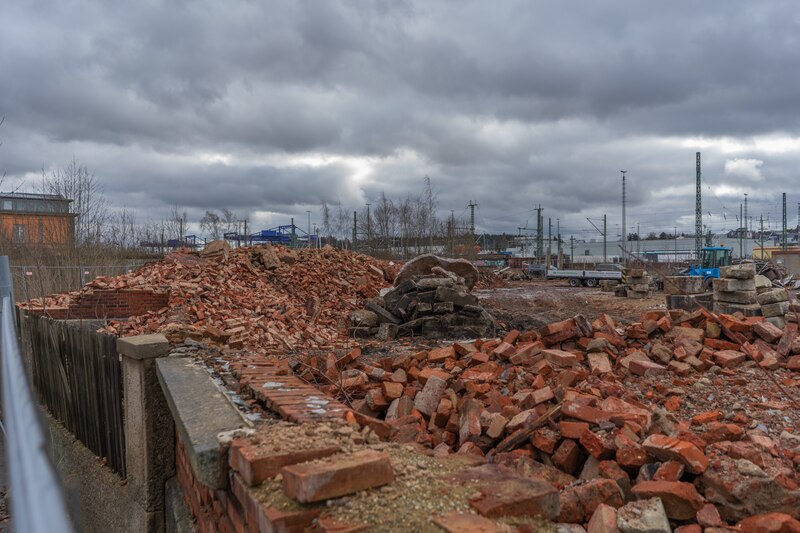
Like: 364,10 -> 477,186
2,0 -> 800,240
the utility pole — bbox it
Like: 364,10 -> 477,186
535,205 -> 543,264
760,216 -> 765,259
306,210 -> 311,249
603,214 -> 607,263
570,236 -> 574,266
547,217 -> 552,274
556,218 -> 562,269
366,203 -> 372,254
674,226 -> 678,264
636,222 -> 640,258
797,202 -> 800,230
695,152 -> 702,261
621,170 -> 627,264
468,200 -> 477,235
744,193 -> 749,234
739,203 -> 743,258
352,211 -> 357,251
782,192 -> 787,250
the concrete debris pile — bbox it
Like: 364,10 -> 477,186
298,307 -> 800,527
26,244 -> 392,352
348,254 -> 496,340
713,263 -> 762,317
712,263 -> 795,328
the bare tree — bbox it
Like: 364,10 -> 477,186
200,210 -> 223,239
40,156 -> 109,246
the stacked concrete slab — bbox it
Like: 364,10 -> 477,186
712,263 -> 761,317
349,274 -> 496,340
757,288 -> 790,328
664,276 -> 712,311
624,268 -> 651,299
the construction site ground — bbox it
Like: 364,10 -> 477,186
23,246 -> 800,532
476,280 -> 665,331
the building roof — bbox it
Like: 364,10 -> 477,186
0,192 -> 71,202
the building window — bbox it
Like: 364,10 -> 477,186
12,224 -> 26,244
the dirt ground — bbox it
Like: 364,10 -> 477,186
475,280 -> 664,332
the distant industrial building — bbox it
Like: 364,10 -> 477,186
0,192 -> 75,246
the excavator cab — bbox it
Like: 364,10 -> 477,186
689,246 -> 733,289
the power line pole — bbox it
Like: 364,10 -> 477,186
695,152 -> 702,261
674,226 -> 678,264
570,236 -> 574,266
468,200 -> 477,235
782,192 -> 787,251
744,193 -> 749,234
760,215 -> 765,259
535,205 -> 543,264
366,203 -> 372,254
636,222 -> 640,258
603,214 -> 607,263
547,217 -> 552,274
739,203 -> 743,258
352,211 -> 357,251
621,170 -> 627,264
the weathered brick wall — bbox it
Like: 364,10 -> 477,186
175,434 -> 327,533
25,289 -> 169,319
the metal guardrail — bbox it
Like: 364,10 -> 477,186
0,256 -> 74,533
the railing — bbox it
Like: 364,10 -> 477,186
0,256 -> 74,532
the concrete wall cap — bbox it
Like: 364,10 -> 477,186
118,334 -> 170,360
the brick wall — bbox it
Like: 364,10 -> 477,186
25,289 -> 169,320
175,435 -> 325,533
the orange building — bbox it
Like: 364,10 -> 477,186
0,192 -> 76,246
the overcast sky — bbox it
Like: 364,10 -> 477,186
2,1 -> 800,240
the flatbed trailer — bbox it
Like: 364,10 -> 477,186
545,268 -> 623,287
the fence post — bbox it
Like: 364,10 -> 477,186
118,333 -> 175,533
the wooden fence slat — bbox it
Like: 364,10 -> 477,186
26,313 -> 126,477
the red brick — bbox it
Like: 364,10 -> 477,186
469,478 -> 559,520
631,480 -> 705,520
714,349 -> 746,368
542,349 -> 578,368
432,512 -> 504,533
641,435 -> 709,474
552,439 -> 583,475
560,420 -> 590,439
232,445 -> 340,486
738,513 -> 800,533
587,503 -> 621,533
281,450 -> 394,503
580,429 -> 616,460
628,359 -> 667,376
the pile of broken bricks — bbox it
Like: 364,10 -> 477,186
280,307 -> 800,530
23,244 -> 393,352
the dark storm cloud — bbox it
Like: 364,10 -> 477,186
2,0 -> 800,237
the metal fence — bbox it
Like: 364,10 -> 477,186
1,256 -> 75,532
11,263 -> 145,302
23,311 -> 127,477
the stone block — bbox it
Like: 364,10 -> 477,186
118,333 -> 170,360
757,289 -> 789,305
713,277 -> 756,292
712,301 -> 762,317
664,276 -> 704,295
720,263 -> 756,279
714,290 -> 758,304
761,301 -> 790,318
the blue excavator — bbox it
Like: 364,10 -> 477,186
688,246 -> 733,290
